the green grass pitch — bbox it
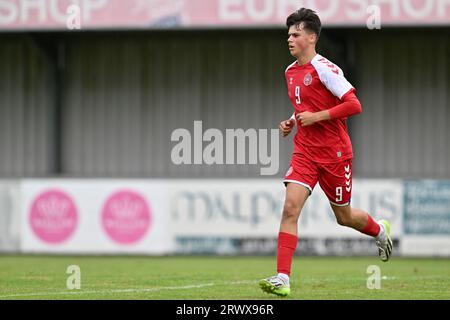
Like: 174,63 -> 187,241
0,255 -> 449,300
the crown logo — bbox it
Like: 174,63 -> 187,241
109,197 -> 144,219
37,196 -> 71,218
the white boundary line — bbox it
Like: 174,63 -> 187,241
0,281 -> 253,299
1,279 -> 448,298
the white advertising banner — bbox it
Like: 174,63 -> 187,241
20,180 -> 174,254
170,179 -> 284,237
0,180 -> 21,252
169,179 -> 404,239
10,178 -> 450,256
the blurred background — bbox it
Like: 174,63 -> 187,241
0,0 -> 449,257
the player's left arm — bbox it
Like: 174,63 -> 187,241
297,91 -> 362,127
297,60 -> 362,127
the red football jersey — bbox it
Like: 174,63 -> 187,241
285,54 -> 355,163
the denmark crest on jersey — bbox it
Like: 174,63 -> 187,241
303,73 -> 313,86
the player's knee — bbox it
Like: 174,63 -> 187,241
336,215 -> 348,226
332,205 -> 354,227
282,200 -> 300,222
335,214 -> 353,227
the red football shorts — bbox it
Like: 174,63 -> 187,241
283,153 -> 352,206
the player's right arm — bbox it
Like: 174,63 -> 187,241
279,113 -> 296,137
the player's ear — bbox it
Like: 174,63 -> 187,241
313,33 -> 319,43
308,32 -> 317,44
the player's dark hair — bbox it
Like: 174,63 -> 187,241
286,8 -> 321,39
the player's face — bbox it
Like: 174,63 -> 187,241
287,24 -> 316,58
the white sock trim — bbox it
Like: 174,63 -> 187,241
376,221 -> 386,240
277,273 -> 290,285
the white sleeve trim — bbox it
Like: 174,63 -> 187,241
311,55 -> 354,99
290,112 -> 296,123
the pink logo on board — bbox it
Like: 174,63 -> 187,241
29,190 -> 78,244
101,190 -> 152,245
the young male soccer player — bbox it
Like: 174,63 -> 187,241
259,8 -> 393,297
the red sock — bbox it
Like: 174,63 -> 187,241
276,232 -> 298,277
361,214 -> 380,237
